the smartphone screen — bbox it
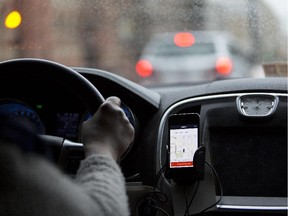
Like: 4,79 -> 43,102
169,123 -> 198,168
166,113 -> 201,181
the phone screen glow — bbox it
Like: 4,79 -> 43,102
169,125 -> 198,168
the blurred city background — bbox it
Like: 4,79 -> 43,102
0,0 -> 287,84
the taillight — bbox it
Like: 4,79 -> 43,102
215,57 -> 233,75
135,60 -> 153,78
174,32 -> 195,47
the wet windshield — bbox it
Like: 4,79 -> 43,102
1,0 -> 287,85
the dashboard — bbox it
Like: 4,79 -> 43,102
78,70 -> 288,215
0,59 -> 287,216
156,91 -> 287,215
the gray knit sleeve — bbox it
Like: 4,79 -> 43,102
75,155 -> 130,216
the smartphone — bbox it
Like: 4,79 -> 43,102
165,113 -> 200,180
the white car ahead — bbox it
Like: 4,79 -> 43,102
136,31 -> 257,85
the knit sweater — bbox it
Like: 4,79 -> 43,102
0,144 -> 130,216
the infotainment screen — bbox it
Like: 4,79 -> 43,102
209,127 -> 287,198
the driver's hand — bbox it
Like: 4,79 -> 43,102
80,96 -> 134,161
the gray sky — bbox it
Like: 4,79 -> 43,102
263,0 -> 287,30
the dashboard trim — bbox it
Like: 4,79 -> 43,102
217,205 -> 288,211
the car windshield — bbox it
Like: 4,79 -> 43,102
1,0 -> 287,86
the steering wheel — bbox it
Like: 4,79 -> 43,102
0,58 -> 105,173
0,58 -> 104,109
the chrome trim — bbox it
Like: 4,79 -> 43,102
157,92 -> 287,185
217,204 -> 288,211
63,139 -> 83,147
58,139 -> 83,170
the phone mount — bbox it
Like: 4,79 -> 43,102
165,146 -> 206,184
192,145 -> 206,180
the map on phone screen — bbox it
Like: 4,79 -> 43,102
170,125 -> 198,168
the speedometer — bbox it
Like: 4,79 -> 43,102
0,99 -> 46,134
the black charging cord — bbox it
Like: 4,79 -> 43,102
181,161 -> 223,216
188,161 -> 223,216
183,181 -> 200,216
154,163 -> 167,190
140,161 -> 222,216
139,163 -> 170,216
145,191 -> 170,216
197,161 -> 223,214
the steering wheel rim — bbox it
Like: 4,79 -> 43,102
0,58 -> 105,169
0,58 -> 105,112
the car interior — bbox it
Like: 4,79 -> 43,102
0,0 -> 287,215
0,58 -> 286,216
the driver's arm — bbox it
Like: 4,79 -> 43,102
75,96 -> 135,215
0,96 -> 134,216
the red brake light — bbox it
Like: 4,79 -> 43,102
215,57 -> 233,75
136,60 -> 153,78
174,32 -> 195,47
